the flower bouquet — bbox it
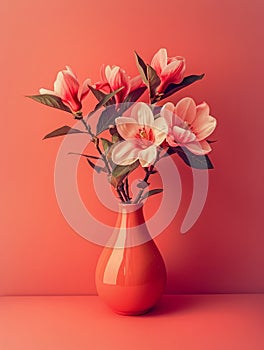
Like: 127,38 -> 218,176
28,48 -> 217,315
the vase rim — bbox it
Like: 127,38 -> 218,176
118,201 -> 143,212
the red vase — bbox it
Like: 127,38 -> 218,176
95,203 -> 167,315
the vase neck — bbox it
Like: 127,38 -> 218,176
116,203 -> 145,229
106,202 -> 153,248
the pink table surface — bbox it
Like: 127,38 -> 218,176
1,294 -> 263,350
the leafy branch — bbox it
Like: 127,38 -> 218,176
79,118 -> 112,174
133,150 -> 161,204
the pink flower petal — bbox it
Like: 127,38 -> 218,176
184,140 -> 212,155
115,117 -> 139,140
65,66 -> 77,80
54,70 -> 81,112
138,145 -> 157,167
100,64 -> 108,82
108,66 -> 120,86
195,117 -> 217,141
107,66 -> 130,103
94,81 -> 111,93
160,102 -> 174,127
173,115 -> 185,127
39,88 -> 58,96
130,102 -> 154,127
111,140 -> 141,165
161,60 -> 180,75
161,58 -> 185,85
116,69 -> 130,103
130,75 -> 145,89
166,134 -> 178,147
151,48 -> 168,75
175,97 -> 196,125
104,65 -> 112,82
53,71 -> 64,95
129,75 -> 145,90
79,78 -> 91,101
191,102 -> 216,140
173,126 -> 196,144
116,116 -> 137,125
153,117 -> 168,145
191,102 -> 210,131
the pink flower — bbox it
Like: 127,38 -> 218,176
151,48 -> 185,93
95,65 -> 144,104
112,102 -> 168,167
39,66 -> 91,113
160,98 -> 217,155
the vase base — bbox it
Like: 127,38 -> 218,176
114,307 -> 154,316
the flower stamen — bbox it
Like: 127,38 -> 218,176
136,127 -> 155,142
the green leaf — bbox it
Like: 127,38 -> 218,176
89,86 -> 108,103
137,180 -> 148,189
158,74 -> 205,102
108,161 -> 140,188
27,94 -> 72,114
134,51 -> 148,85
87,159 -> 107,173
167,146 -> 214,169
123,86 -> 147,103
43,125 -> 85,139
100,138 -> 113,153
88,86 -> 124,118
112,133 -> 121,143
118,86 -> 147,116
139,188 -> 163,202
147,65 -> 161,100
96,105 -> 118,135
109,126 -> 122,143
111,161 -> 139,178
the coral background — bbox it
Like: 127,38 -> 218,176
1,0 -> 263,296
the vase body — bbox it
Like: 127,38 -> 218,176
95,203 -> 167,315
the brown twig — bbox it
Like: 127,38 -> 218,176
80,118 -> 111,174
133,149 -> 161,204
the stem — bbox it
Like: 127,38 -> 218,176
133,149 -> 161,204
133,165 -> 153,204
119,182 -> 130,203
80,117 -> 92,135
134,190 -> 143,204
125,177 -> 130,200
117,187 -> 125,203
80,116 -> 126,204
80,117 -> 111,174
94,138 -> 112,174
